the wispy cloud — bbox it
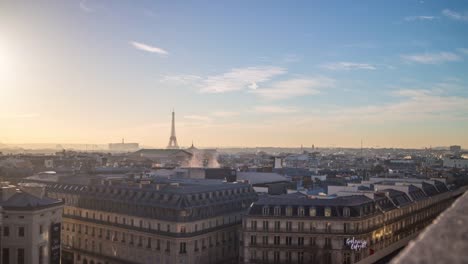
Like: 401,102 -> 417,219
322,62 -> 376,71
254,106 -> 299,114
79,0 -> 94,13
160,75 -> 201,84
442,9 -> 468,22
283,54 -> 301,63
130,41 -> 169,55
199,66 -> 286,93
404,15 -> 437,22
251,77 -> 334,100
458,48 -> 468,55
401,52 -> 461,64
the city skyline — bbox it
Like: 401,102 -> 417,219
1,1 -> 468,148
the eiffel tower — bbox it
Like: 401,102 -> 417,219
167,110 -> 179,149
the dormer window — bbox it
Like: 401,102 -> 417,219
309,207 -> 316,216
343,207 -> 350,217
286,206 -> 293,216
274,206 -> 281,216
298,206 -> 305,216
325,207 -> 332,217
262,206 -> 270,216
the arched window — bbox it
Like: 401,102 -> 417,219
286,206 -> 293,216
309,207 -> 316,216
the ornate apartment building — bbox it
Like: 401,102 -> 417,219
43,178 -> 257,264
0,182 -> 63,264
242,179 -> 464,264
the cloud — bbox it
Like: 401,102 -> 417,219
130,41 -> 168,55
458,48 -> 468,55
401,52 -> 461,64
442,9 -> 468,22
251,77 -> 335,100
199,66 -> 286,93
322,62 -> 377,70
254,106 -> 299,113
327,88 -> 468,124
283,54 -> 301,63
160,75 -> 201,84
404,16 -> 437,21
79,0 -> 94,12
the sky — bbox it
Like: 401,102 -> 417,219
1,0 -> 468,148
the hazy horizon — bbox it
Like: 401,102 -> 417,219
2,1 -> 468,148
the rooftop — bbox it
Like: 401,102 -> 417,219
1,191 -> 63,211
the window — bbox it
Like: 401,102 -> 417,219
251,221 -> 257,231
147,238 -> 152,249
2,248 -> 9,264
262,236 -> 268,245
286,221 -> 292,231
309,207 -> 316,216
343,207 -> 350,217
274,206 -> 281,216
325,237 -> 331,247
39,225 -> 43,235
286,206 -> 293,216
325,207 -> 332,217
310,237 -> 316,246
250,236 -> 257,245
343,252 -> 351,264
274,251 -> 280,264
3,226 -> 9,237
298,206 -> 305,216
298,237 -> 304,246
274,236 -> 280,245
274,221 -> 280,231
38,246 -> 44,264
194,240 -> 199,251
344,223 -> 350,233
286,236 -> 292,245
298,222 -> 304,231
263,206 -> 270,216
262,221 -> 269,231
355,252 -> 361,262
166,241 -> 171,252
179,242 -> 186,254
250,250 -> 257,261
18,227 -> 25,237
298,252 -> 304,264
286,251 -> 292,263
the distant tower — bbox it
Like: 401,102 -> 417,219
167,110 -> 179,149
